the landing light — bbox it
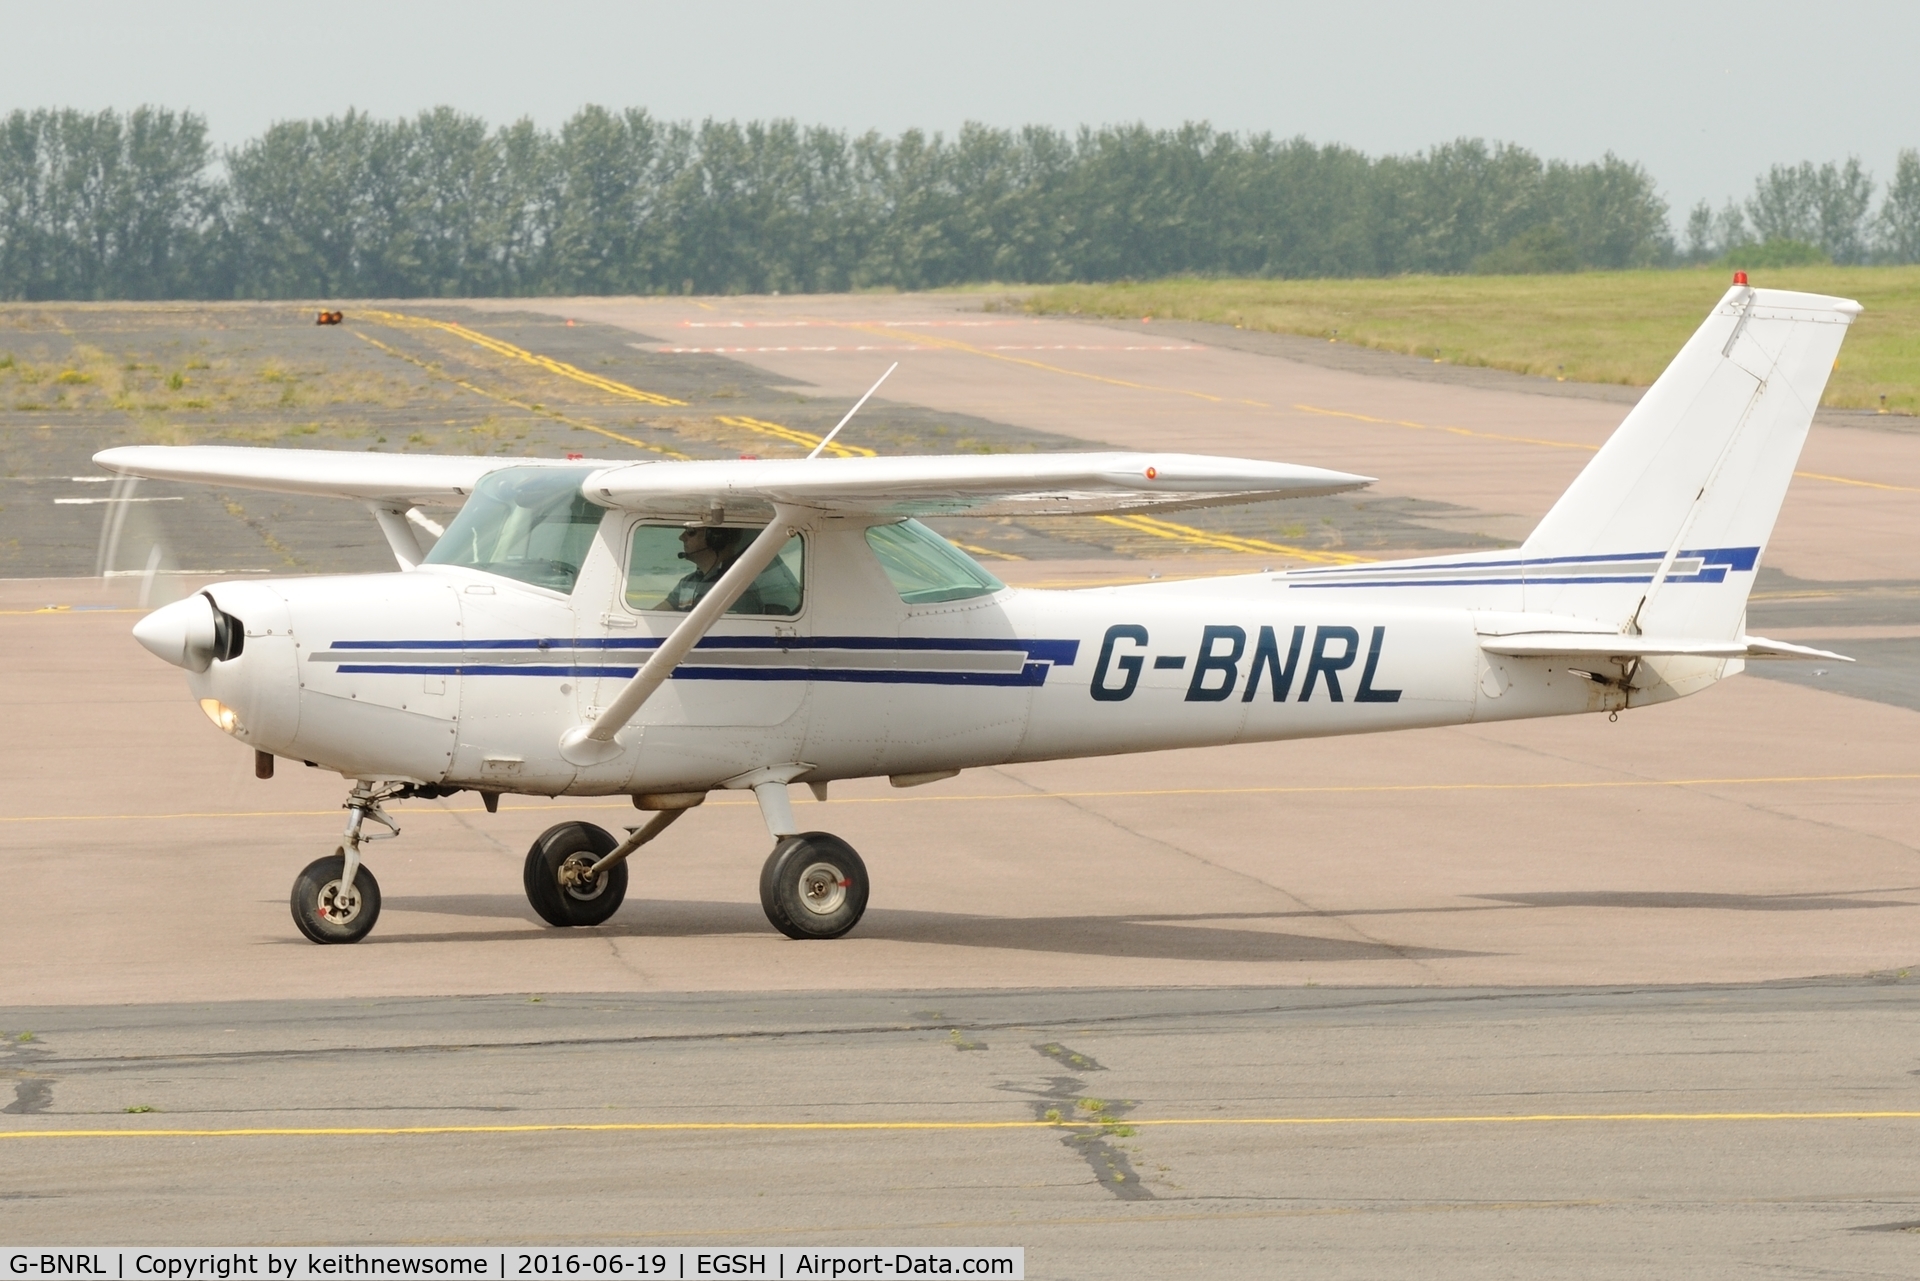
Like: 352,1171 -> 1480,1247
200,698 -> 243,735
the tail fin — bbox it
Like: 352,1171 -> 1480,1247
1519,284 -> 1860,636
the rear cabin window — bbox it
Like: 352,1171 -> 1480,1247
625,524 -> 805,616
865,520 -> 1005,605
421,466 -> 602,592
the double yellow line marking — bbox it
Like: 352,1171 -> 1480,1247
7,1110 -> 1918,1140
360,312 -> 869,460
351,332 -> 689,459
360,311 -> 686,407
715,415 -> 875,458
1097,513 -> 1369,566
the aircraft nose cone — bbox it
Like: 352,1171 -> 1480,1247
133,594 -> 217,671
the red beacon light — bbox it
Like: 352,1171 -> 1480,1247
1733,270 -> 1749,286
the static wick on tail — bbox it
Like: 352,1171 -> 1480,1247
807,361 -> 898,459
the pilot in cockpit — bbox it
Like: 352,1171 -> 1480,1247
663,525 -> 800,615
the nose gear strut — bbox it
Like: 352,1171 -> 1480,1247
336,780 -> 403,904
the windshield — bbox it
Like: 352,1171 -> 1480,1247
865,520 -> 1004,604
422,466 -> 603,592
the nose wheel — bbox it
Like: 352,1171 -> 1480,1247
290,780 -> 400,944
760,833 -> 869,939
291,850 -> 383,944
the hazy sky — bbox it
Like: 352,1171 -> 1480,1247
8,1 -> 1916,224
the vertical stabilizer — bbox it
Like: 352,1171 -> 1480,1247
1518,284 -> 1859,636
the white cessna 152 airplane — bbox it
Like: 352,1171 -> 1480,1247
104,280 -> 1856,944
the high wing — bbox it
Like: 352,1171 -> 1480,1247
95,445 -> 1373,518
93,445 -> 587,505
583,452 -> 1373,519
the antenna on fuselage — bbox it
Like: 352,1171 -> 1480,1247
806,362 -> 897,459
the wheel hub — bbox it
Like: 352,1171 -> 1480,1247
796,861 -> 849,915
559,853 -> 607,901
316,880 -> 362,925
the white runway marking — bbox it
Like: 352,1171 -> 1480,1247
675,319 -> 1038,328
648,343 -> 1202,354
53,496 -> 184,504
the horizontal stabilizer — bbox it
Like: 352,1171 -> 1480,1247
584,452 -> 1372,519
1479,630 -> 1850,662
1737,635 -> 1854,662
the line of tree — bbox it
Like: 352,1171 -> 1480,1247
1,105 -> 1915,301
1685,153 -> 1920,266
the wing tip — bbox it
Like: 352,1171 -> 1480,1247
92,445 -> 145,474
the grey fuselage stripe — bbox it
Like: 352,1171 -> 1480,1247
311,647 -> 1032,673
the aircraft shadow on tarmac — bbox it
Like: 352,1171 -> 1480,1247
349,885 -> 1920,956
368,895 -> 1489,962
1472,890 -> 1919,911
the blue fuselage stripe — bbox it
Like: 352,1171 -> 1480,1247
325,635 -> 1079,663
334,662 -> 1054,687
324,636 -> 1076,687
1286,545 -> 1759,585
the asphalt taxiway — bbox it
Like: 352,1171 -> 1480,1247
5,985 -> 1919,1275
4,291 -> 1919,1275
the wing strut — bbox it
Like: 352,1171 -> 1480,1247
558,507 -> 808,766
366,502 -> 428,570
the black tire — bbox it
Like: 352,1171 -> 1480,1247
523,821 -> 628,927
290,851 -> 382,944
760,833 -> 869,940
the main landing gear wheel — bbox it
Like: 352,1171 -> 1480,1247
524,821 -> 629,927
290,851 -> 383,944
760,833 -> 869,940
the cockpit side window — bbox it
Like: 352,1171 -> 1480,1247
625,524 -> 805,616
864,520 -> 1005,604
421,466 -> 603,592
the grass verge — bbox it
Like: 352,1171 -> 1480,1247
1018,268 -> 1920,414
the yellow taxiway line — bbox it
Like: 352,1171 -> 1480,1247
1791,469 -> 1920,493
355,314 -> 865,460
351,331 -> 689,460
1096,513 -> 1369,565
844,322 -> 1919,494
360,310 -> 687,407
714,414 -> 875,458
6,1111 -> 1919,1140
2,773 -> 1914,826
